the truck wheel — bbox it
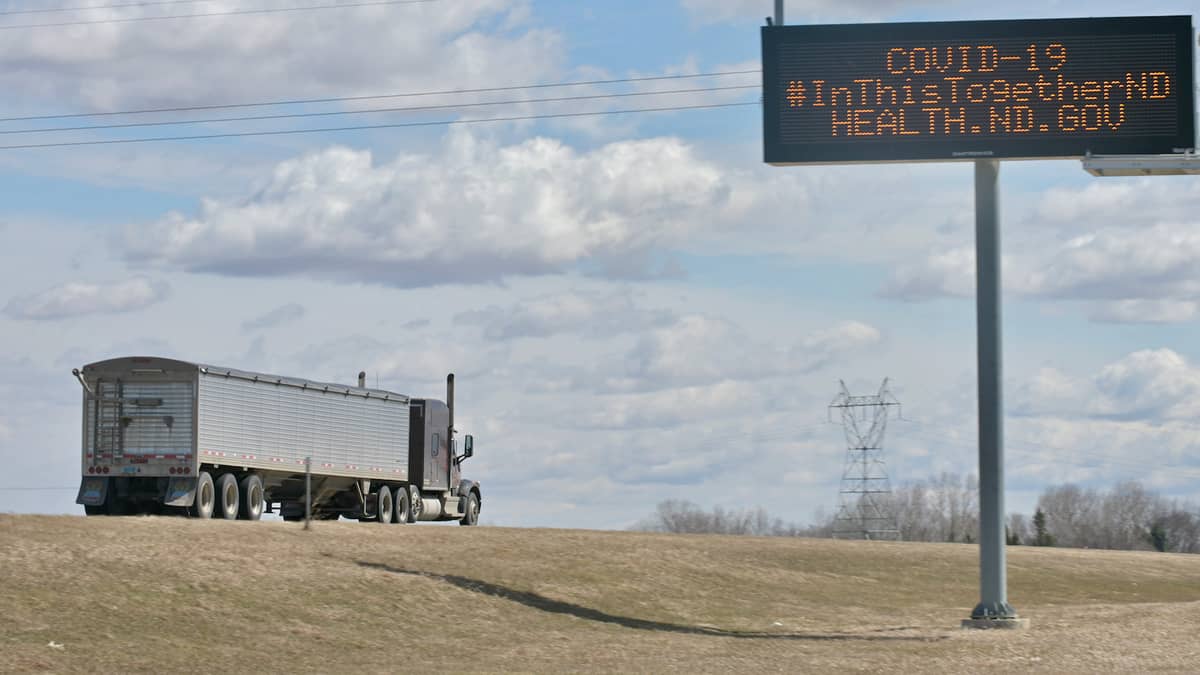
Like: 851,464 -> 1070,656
392,487 -> 410,524
376,488 -> 393,524
238,474 -> 264,521
216,473 -> 239,520
408,486 -> 422,523
459,491 -> 480,526
190,471 -> 215,519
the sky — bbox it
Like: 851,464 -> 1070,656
1,0 -> 1198,529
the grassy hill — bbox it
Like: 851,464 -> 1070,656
2,514 -> 1199,673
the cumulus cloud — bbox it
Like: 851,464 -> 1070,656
576,380 -> 758,431
1034,179 -> 1200,233
613,316 -> 881,391
0,1 -> 562,114
454,288 -> 674,340
292,331 -> 508,395
121,135 -> 734,286
241,303 -> 306,333
1092,349 -> 1200,420
1014,349 -> 1200,421
680,0 -> 946,22
1090,299 -> 1198,324
881,224 -> 1200,323
881,246 -> 975,300
4,277 -> 168,320
877,174 -> 1200,318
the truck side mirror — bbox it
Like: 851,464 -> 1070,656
463,435 -> 474,459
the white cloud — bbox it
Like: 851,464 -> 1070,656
876,171 -> 1200,315
881,222 -> 1200,322
1034,179 -> 1200,233
242,303 -> 306,333
121,134 -> 734,286
4,277 -> 168,320
291,330 -> 508,397
680,0 -> 946,23
880,246 -> 975,300
454,288 -> 674,340
576,380 -> 759,430
0,1 -> 562,114
1090,299 -> 1198,324
1014,348 -> 1200,422
615,316 -> 881,391
1093,349 -> 1200,420
1022,225 -> 1200,301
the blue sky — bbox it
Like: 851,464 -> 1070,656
1,0 -> 1198,528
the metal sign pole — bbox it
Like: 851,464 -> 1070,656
966,159 -> 1023,628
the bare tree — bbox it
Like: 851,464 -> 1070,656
1099,481 -> 1157,551
1035,482 -> 1199,553
1007,512 -> 1030,545
1037,484 -> 1101,548
634,481 -> 1199,554
887,473 -> 979,543
632,500 -> 826,537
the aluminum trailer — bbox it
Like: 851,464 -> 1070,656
73,356 -> 481,525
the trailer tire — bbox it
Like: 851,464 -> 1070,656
238,474 -> 264,521
190,471 -> 215,519
376,488 -> 393,524
459,490 -> 480,526
216,473 -> 239,520
392,487 -> 410,525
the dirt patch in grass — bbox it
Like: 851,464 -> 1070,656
1,515 -> 1198,672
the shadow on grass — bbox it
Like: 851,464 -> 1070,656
356,560 -> 946,642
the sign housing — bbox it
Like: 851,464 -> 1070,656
762,15 -> 1195,164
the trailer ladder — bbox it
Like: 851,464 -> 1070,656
94,380 -> 125,462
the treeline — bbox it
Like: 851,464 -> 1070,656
631,499 -> 830,538
634,475 -> 1200,554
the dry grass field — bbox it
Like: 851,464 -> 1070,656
1,514 -> 1199,673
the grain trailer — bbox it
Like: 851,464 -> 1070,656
73,356 -> 481,525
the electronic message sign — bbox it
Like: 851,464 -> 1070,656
762,16 -> 1195,164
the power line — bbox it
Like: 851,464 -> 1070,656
0,0 -> 220,18
0,100 -> 759,150
0,69 -> 762,123
0,486 -> 76,491
0,84 -> 757,136
0,0 -> 435,30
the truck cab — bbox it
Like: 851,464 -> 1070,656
405,375 -> 481,524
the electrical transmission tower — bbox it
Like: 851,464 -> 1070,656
829,379 -> 901,540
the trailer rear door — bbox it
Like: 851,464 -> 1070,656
85,368 -> 195,476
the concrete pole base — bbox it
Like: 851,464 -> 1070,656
961,617 -> 1030,630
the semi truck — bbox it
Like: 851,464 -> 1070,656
72,356 -> 481,525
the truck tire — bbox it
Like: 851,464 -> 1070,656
216,473 -> 239,520
84,504 -> 106,516
392,487 -> 410,524
238,474 -> 264,521
376,488 -> 393,524
408,485 -> 422,523
191,471 -> 215,519
459,491 -> 480,526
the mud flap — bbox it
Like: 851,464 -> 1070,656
164,477 -> 197,507
76,477 -> 108,506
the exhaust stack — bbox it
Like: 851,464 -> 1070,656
447,373 -> 455,442
357,371 -> 366,388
